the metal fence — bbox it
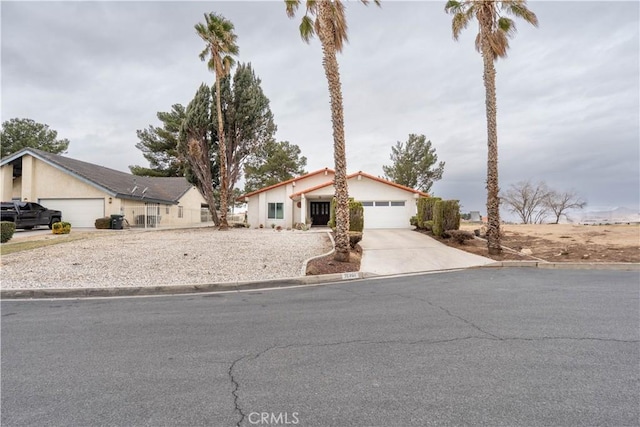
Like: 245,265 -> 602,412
120,204 -> 245,229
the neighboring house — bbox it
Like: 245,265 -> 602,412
0,148 -> 207,228
240,168 -> 428,229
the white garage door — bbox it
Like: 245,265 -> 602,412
39,199 -> 105,228
362,201 -> 411,229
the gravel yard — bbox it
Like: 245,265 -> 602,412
0,228 -> 332,289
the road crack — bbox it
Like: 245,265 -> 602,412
228,356 -> 248,427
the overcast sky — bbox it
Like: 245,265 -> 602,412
2,1 -> 638,215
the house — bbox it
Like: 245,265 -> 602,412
0,148 -> 207,228
240,168 -> 428,229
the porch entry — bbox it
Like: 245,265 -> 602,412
310,201 -> 331,227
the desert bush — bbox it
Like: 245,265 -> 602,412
444,229 -> 475,244
410,215 -> 418,227
95,217 -> 111,229
349,231 -> 363,249
423,220 -> 434,231
1,221 -> 16,243
52,221 -> 71,235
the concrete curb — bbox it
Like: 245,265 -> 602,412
0,271 -> 366,300
482,261 -> 640,271
300,231 -> 335,276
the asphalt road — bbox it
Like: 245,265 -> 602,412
2,268 -> 638,427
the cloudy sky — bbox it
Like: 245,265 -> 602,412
2,1 -> 638,215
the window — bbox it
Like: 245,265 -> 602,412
268,202 -> 284,219
375,201 -> 390,207
361,201 -> 374,207
178,206 -> 184,218
166,206 -> 170,214
390,201 -> 405,207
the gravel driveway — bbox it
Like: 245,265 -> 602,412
0,228 -> 332,289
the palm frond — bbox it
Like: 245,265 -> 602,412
451,12 -> 471,40
299,15 -> 316,43
504,2 -> 538,27
444,0 -> 464,14
489,30 -> 510,58
498,17 -> 516,38
330,0 -> 349,52
285,0 -> 300,18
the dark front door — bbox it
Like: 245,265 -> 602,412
310,202 -> 331,227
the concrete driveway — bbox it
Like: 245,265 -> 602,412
360,229 -> 493,275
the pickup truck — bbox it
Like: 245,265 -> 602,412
0,201 -> 63,230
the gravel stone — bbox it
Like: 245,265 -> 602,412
0,228 -> 332,289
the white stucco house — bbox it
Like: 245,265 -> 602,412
240,168 -> 428,229
0,148 -> 208,228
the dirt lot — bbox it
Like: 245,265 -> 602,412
448,223 -> 640,263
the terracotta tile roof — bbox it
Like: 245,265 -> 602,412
1,148 -> 194,204
289,171 -> 430,199
238,167 -> 335,200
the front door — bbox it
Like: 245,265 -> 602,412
310,202 -> 331,227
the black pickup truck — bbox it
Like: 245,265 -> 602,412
0,201 -> 63,230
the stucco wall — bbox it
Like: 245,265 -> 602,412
245,170 -> 336,229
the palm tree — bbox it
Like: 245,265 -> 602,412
285,0 -> 379,262
195,12 -> 239,230
445,0 -> 538,255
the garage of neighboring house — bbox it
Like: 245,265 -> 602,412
1,147 -> 208,229
38,198 -> 105,228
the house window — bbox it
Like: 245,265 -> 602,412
390,201 -> 405,207
375,201 -> 390,207
361,201 -> 374,207
178,206 -> 184,218
166,206 -> 170,214
268,202 -> 284,219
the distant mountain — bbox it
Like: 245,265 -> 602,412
580,207 -> 640,223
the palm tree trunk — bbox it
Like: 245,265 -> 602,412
480,16 -> 502,255
187,138 -> 220,226
318,1 -> 350,262
215,62 -> 229,231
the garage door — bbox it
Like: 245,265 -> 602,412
362,201 -> 411,229
38,199 -> 105,228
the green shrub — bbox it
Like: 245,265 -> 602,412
432,200 -> 460,237
52,221 -> 71,235
349,200 -> 364,232
1,221 -> 16,243
432,201 -> 445,237
95,217 -> 111,229
423,220 -> 434,231
328,198 -> 365,231
416,197 -> 441,229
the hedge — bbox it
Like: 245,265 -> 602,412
328,198 -> 365,232
1,221 -> 16,243
432,200 -> 460,237
416,197 -> 441,229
